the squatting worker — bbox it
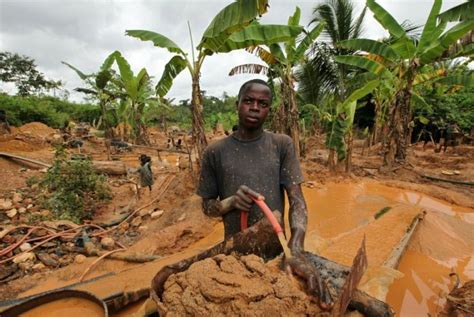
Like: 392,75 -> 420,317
197,79 -> 322,298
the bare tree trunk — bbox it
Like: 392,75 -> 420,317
328,149 -> 336,173
161,114 -> 167,134
191,76 -> 207,161
280,76 -> 300,159
288,86 -> 301,159
395,93 -> 409,161
383,102 -> 398,170
383,67 -> 415,168
345,130 -> 353,173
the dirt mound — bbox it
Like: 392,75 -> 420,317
18,122 -> 55,138
0,139 -> 38,152
160,254 -> 321,316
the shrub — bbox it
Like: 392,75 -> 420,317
40,146 -> 112,223
0,93 -> 101,128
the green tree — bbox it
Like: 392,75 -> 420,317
111,51 -> 160,144
0,52 -> 60,96
63,52 -> 119,136
335,0 -> 474,168
126,0 -> 302,159
298,0 -> 367,105
296,0 -> 367,170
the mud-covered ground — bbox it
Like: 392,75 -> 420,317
0,123 -> 472,315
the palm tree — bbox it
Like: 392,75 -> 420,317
126,0 -> 301,160
297,0 -> 367,171
298,0 -> 366,105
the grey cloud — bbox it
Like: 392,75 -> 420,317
0,0 -> 466,102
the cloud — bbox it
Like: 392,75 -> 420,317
0,0 -> 466,102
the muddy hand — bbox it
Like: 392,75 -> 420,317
285,253 -> 333,310
232,185 -> 263,211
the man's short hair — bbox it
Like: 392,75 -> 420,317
237,79 -> 273,102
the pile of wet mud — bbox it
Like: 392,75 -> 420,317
159,254 -> 321,316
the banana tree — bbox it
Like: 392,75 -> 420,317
325,80 -> 379,172
229,7 -> 324,157
126,0 -> 302,160
111,51 -> 158,144
62,52 -> 119,137
334,0 -> 474,168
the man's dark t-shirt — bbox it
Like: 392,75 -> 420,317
197,131 -> 304,238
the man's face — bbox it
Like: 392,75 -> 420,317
237,83 -> 271,130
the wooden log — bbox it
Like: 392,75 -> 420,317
0,151 -> 51,168
0,152 -> 127,175
91,161 -> 127,175
131,144 -> 188,154
421,174 -> 474,186
383,212 -> 425,269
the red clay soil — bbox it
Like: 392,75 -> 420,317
159,254 -> 323,316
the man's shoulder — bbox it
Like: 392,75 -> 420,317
203,136 -> 233,154
264,131 -> 293,145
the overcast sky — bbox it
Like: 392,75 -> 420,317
0,0 -> 465,103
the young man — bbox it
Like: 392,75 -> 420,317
197,79 -> 322,299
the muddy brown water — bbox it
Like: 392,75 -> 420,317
16,180 -> 472,316
21,297 -> 105,317
300,180 -> 473,316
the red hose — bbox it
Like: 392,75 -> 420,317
240,197 -> 283,235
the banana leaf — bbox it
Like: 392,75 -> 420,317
216,24 -> 303,53
411,92 -> 431,111
113,52 -> 137,100
269,43 -> 285,62
246,46 -> 278,65
136,68 -> 150,93
325,80 -> 379,160
438,0 -> 474,22
156,55 -> 188,97
417,0 -> 443,54
285,6 -> 301,60
338,38 -> 399,61
390,36 -> 417,59
74,87 -> 97,95
420,20 -> 474,64
125,30 -> 184,55
62,62 -> 91,80
433,73 -> 474,86
100,51 -> 118,72
334,55 -> 392,78
366,0 -> 406,39
95,70 -> 112,90
454,43 -> 474,57
198,0 -> 269,52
